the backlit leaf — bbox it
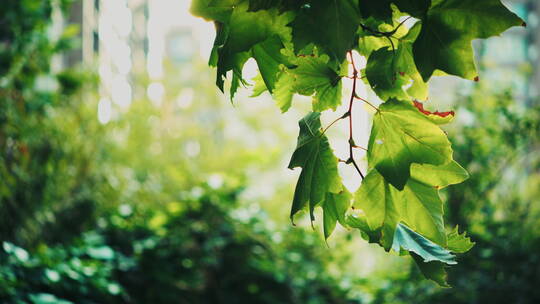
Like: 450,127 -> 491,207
291,0 -> 360,62
288,112 -> 342,221
291,55 -> 343,112
447,226 -> 475,253
413,0 -> 524,81
322,190 -> 352,240
392,223 -> 456,264
368,100 -> 453,190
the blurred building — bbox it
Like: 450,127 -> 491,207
62,0 -> 99,67
478,0 -> 540,103
429,0 -> 539,106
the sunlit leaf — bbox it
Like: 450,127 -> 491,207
288,112 -> 342,221
368,100 -> 453,190
414,0 -> 524,81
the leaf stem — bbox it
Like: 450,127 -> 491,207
352,145 -> 368,151
359,16 -> 412,38
321,112 -> 349,135
354,94 -> 380,112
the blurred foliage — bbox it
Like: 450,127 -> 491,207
1,186 -> 359,304
0,0 -> 104,245
0,1 -> 360,303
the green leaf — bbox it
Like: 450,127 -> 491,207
196,2 -> 293,92
359,0 -> 430,20
291,55 -> 343,112
322,190 -> 352,240
392,223 -> 456,264
288,112 -> 342,221
273,71 -> 294,112
353,158 -> 470,250
354,169 -> 446,249
365,47 -> 410,101
291,0 -> 360,62
365,24 -> 427,101
411,253 -> 450,287
410,161 -> 469,189
346,211 -> 373,239
226,52 -> 250,99
368,100 -> 453,190
251,73 -> 268,97
352,169 -> 399,248
413,0 -> 524,81
357,35 -> 394,58
412,100 -> 456,125
248,0 -> 305,12
447,226 -> 475,253
252,35 -> 291,92
190,0 -> 240,22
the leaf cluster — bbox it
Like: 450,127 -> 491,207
191,0 -> 523,285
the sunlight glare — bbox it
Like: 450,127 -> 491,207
98,98 -> 112,124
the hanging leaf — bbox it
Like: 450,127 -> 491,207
288,112 -> 342,222
273,71 -> 295,112
413,0 -> 524,81
392,223 -> 456,264
322,190 -> 352,240
368,100 -> 453,190
447,226 -> 475,253
354,161 -> 468,249
411,253 -> 450,287
290,55 -> 343,112
413,100 -> 455,125
365,23 -> 428,101
252,36 -> 291,93
291,0 -> 360,62
193,0 -> 523,285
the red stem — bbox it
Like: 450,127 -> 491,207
347,51 -> 364,180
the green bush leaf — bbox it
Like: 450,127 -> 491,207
252,36 -> 290,92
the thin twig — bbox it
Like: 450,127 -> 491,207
321,112 -> 349,135
354,94 -> 380,112
352,145 -> 368,151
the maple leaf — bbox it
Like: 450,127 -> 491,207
365,23 -> 428,101
291,0 -> 360,63
392,223 -> 456,265
368,100 -> 453,190
289,55 -> 343,112
322,190 -> 352,240
354,161 -> 468,250
413,0 -> 524,81
413,100 -> 455,125
288,112 -> 342,222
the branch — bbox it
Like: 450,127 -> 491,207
346,51 -> 365,180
